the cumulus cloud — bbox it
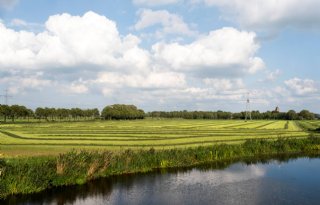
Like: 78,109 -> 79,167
0,11 -> 150,73
0,11 -> 270,110
152,27 -> 264,76
284,78 -> 318,95
132,0 -> 181,6
200,0 -> 320,32
0,12 -> 264,85
135,9 -> 197,37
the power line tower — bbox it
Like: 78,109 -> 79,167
0,89 -> 12,105
245,92 -> 252,121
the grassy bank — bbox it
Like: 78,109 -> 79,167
1,136 -> 320,199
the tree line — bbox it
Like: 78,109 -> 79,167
147,109 -> 318,120
147,110 -> 232,119
0,103 -> 318,122
0,104 -> 145,122
35,107 -> 100,121
0,104 -> 101,122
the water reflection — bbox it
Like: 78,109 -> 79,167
3,154 -> 320,205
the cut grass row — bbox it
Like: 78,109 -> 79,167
0,130 -> 308,143
0,119 -> 315,157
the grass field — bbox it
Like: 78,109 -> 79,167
1,119 -> 318,157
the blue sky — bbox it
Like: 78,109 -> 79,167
0,0 -> 319,112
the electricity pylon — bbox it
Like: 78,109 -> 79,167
245,92 -> 252,121
0,89 -> 12,105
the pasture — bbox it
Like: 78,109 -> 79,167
0,119 -> 318,157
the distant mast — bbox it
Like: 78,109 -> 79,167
245,92 -> 252,121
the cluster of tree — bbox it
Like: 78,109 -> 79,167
147,109 -> 318,120
147,111 -> 232,119
35,107 -> 100,121
0,104 -> 34,122
101,104 -> 145,120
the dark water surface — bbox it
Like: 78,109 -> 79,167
3,156 -> 320,205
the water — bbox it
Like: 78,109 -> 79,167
3,156 -> 320,205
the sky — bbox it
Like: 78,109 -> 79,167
0,0 -> 319,112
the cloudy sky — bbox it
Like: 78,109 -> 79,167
0,0 -> 319,112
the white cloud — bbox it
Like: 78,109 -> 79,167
135,9 -> 197,37
95,71 -> 187,89
132,0 -> 181,6
0,12 -> 265,90
0,75 -> 52,94
0,11 -> 150,73
66,83 -> 89,94
0,11 -> 274,109
259,69 -> 281,82
201,0 -> 320,31
203,78 -> 244,90
152,27 -> 264,76
284,78 -> 318,95
266,69 -> 281,81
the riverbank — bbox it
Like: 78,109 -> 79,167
1,136 -> 320,199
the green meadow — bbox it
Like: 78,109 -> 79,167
0,119 -> 317,157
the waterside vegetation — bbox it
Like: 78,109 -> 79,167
1,136 -> 320,199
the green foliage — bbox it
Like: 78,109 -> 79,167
0,105 -> 32,122
101,104 -> 145,120
147,109 -> 317,120
299,110 -> 315,120
54,150 -> 113,185
35,107 -> 100,121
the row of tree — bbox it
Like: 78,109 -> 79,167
0,103 -> 318,122
0,104 -> 100,122
147,111 -> 232,119
34,107 -> 100,121
0,105 -> 33,122
0,104 -> 145,122
147,110 -> 318,120
234,110 -> 316,120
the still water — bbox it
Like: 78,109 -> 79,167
3,156 -> 320,205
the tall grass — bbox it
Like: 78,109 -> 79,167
1,136 -> 320,199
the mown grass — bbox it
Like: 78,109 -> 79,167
0,119 -> 315,157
